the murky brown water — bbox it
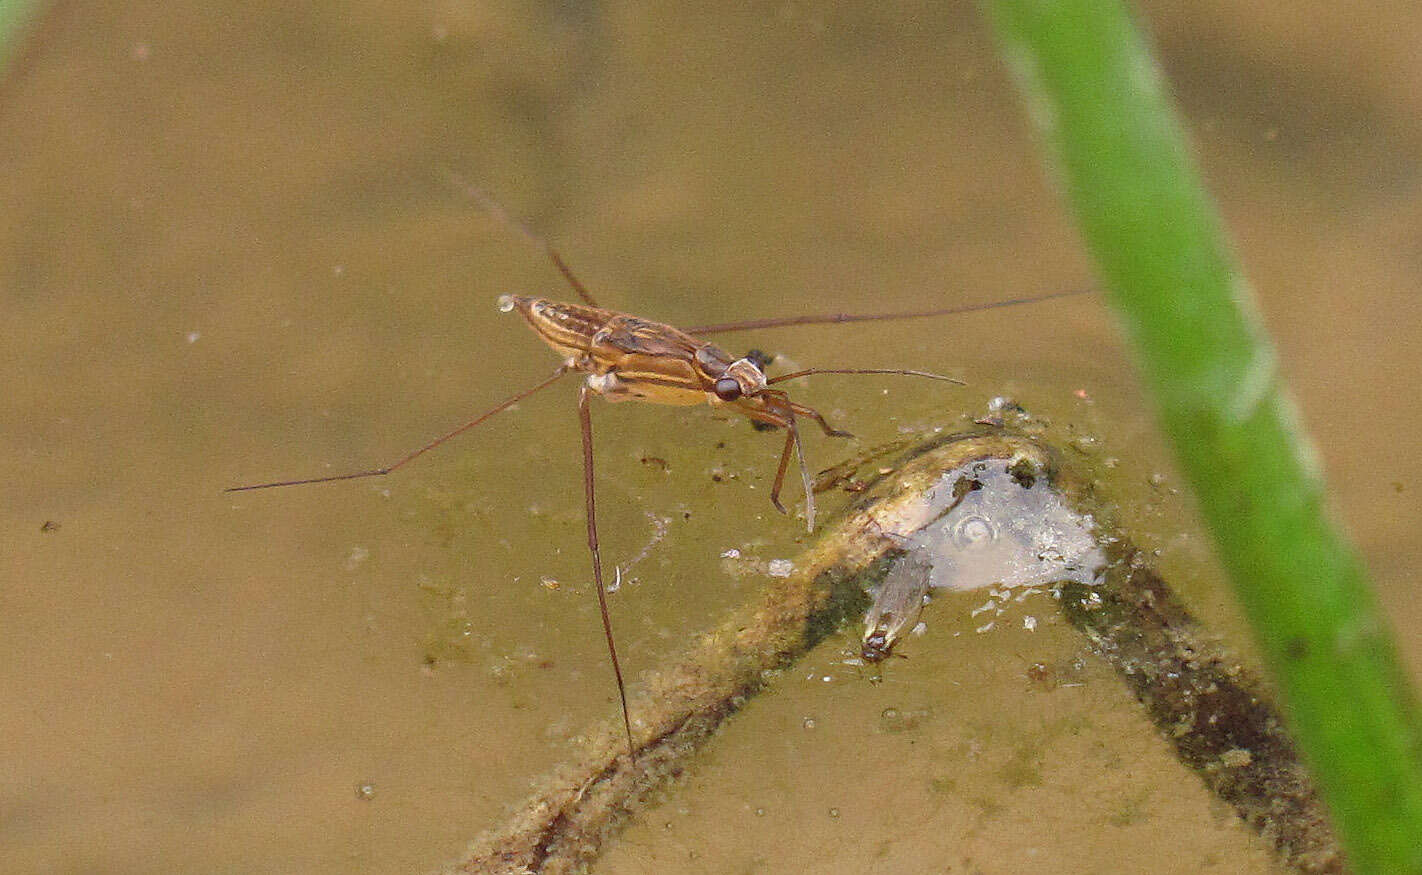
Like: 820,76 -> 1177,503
3,3 -> 1419,873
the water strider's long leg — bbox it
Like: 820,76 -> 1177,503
579,384 -> 634,754
445,170 -> 601,307
226,365 -> 572,492
762,392 -> 815,533
546,250 -> 600,309
768,421 -> 794,518
683,288 -> 1092,335
788,417 -> 814,534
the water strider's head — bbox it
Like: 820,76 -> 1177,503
715,358 -> 771,401
691,344 -> 769,403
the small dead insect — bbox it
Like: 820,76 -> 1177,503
861,549 -> 935,663
228,187 -> 1087,754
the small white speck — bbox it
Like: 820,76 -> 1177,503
720,548 -> 741,559
344,546 -> 369,570
185,331 -> 201,344
975,621 -> 995,634
1023,616 -> 1038,632
767,559 -> 793,578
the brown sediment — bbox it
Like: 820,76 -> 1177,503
444,429 -> 1342,874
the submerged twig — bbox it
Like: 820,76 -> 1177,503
445,429 -> 1340,873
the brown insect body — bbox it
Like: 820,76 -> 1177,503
498,291 -> 852,548
501,294 -> 779,420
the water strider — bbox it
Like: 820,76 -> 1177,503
227,191 -> 1088,753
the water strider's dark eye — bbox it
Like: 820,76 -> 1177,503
713,377 -> 742,401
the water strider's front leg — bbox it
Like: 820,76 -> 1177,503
758,392 -> 815,533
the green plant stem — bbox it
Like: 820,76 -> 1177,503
981,2 -> 1422,871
